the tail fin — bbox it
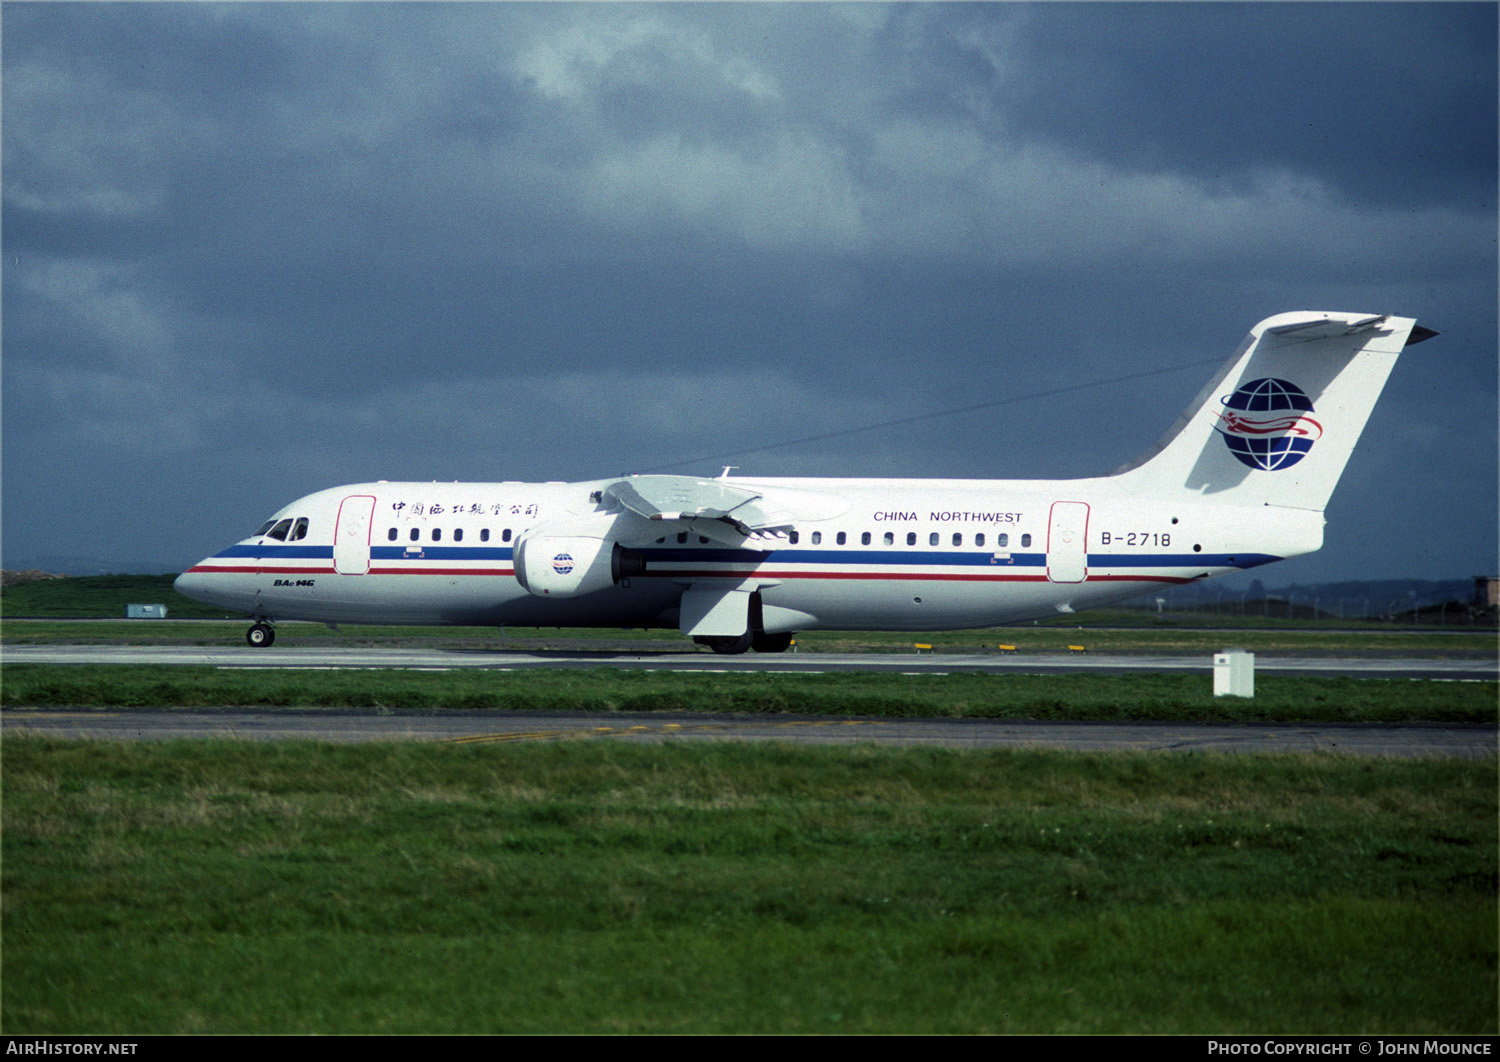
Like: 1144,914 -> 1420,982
1112,311 -> 1435,511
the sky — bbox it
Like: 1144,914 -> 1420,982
3,2 -> 1496,588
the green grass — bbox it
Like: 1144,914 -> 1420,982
6,577 -> 1493,1034
2,665 -> 1494,723
3,739 -> 1493,1033
0,574 -> 227,619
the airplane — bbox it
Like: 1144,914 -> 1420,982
175,310 -> 1436,652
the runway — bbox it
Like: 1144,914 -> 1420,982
3,642 -> 1495,680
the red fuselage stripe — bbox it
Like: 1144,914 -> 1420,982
187,564 -> 1190,585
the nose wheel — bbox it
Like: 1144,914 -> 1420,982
246,622 -> 276,648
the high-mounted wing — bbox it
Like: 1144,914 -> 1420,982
603,475 -> 796,541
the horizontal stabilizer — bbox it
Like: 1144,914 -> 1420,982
1265,312 -> 1389,340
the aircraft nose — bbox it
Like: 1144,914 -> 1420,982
174,568 -> 210,603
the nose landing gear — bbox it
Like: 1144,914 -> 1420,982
246,622 -> 276,648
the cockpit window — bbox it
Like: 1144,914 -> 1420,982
289,517 -> 309,542
266,519 -> 294,542
254,520 -> 277,537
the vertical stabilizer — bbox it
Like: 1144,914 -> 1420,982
1112,312 -> 1429,511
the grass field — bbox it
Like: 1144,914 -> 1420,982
4,574 -> 1495,1034
3,738 -> 1494,1034
2,664 -> 1495,724
0,573 -> 232,619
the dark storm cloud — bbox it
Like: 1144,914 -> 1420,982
965,3 -> 1498,210
2,3 -> 1494,582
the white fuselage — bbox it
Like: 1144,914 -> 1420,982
175,474 -> 1319,632
175,311 -> 1425,647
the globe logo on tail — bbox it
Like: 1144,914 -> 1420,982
1215,378 -> 1322,471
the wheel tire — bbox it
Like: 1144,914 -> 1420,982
751,632 -> 794,653
695,633 -> 753,655
247,623 -> 275,648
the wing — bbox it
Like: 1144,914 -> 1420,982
602,475 -> 796,544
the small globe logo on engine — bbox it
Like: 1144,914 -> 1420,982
1215,378 -> 1323,471
551,553 -> 574,576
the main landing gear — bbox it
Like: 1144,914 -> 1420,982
752,631 -> 794,653
692,631 -> 795,655
691,592 -> 798,654
246,622 -> 276,648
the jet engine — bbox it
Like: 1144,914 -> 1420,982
513,525 -> 646,597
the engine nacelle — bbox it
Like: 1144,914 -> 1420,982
513,534 -> 645,597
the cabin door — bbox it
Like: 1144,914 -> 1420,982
1046,501 -> 1089,584
334,495 -> 376,575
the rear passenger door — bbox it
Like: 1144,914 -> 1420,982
1046,501 -> 1089,584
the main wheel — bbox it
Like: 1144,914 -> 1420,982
246,622 -> 275,648
751,632 -> 795,653
694,633 -> 753,655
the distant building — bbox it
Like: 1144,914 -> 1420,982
1475,577 -> 1499,609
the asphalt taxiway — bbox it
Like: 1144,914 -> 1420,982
3,708 -> 1493,758
4,643 -> 1496,680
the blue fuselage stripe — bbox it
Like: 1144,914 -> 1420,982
211,543 -> 1281,572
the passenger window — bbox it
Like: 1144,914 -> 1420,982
861,532 -> 871,546
388,528 -> 398,542
953,533 -> 962,547
266,519 -> 293,541
433,528 -> 442,542
929,532 -> 939,547
904,532 -> 914,546
811,531 -> 822,545
503,529 -> 512,542
836,532 -> 847,546
410,528 -> 420,542
999,533 -> 1009,548
677,532 -> 688,544
976,533 -> 985,548
789,531 -> 799,544
1022,533 -> 1032,548
885,532 -> 895,546
454,528 -> 463,542
481,529 -> 490,542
